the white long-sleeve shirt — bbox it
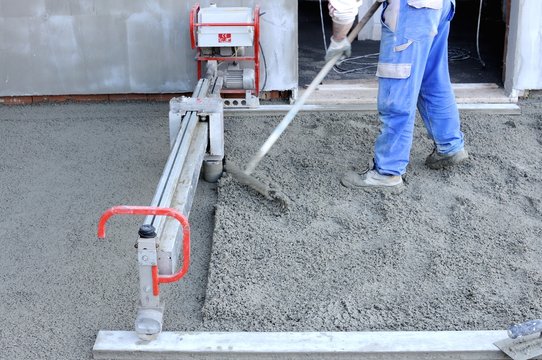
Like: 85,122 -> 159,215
329,0 -> 444,26
408,0 -> 443,9
328,0 -> 363,24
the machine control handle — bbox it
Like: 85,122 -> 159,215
98,206 -> 191,296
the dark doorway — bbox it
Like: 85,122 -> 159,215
298,0 -> 507,86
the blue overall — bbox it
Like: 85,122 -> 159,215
374,0 -> 464,176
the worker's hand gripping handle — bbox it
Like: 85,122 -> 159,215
98,206 -> 191,296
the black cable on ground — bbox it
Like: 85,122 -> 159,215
319,0 -> 328,52
449,47 -> 471,62
316,0 -> 475,76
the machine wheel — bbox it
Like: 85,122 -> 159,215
203,160 -> 224,183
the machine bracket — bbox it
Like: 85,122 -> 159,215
223,90 -> 260,108
138,248 -> 158,267
170,97 -> 223,118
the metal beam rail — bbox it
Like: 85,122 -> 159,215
93,330 -> 538,360
97,76 -> 225,341
145,79 -> 209,239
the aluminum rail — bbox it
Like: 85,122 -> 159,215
96,116 -> 210,340
95,77 -> 216,340
157,123 -> 208,274
93,330 -> 519,360
143,79 -> 209,231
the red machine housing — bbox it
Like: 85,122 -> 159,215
190,3 -> 261,96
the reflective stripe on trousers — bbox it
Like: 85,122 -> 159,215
374,0 -> 464,176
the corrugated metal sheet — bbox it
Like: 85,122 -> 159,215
0,0 -> 298,96
2,0 -> 540,96
507,0 -> 542,92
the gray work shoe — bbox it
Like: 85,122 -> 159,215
425,148 -> 469,169
341,169 -> 403,190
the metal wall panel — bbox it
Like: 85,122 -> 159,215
0,0 -> 298,96
505,0 -> 542,94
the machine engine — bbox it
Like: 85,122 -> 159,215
190,3 -> 261,107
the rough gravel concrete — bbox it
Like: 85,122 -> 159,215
2,97 -> 542,359
0,103 -> 216,359
203,95 -> 542,332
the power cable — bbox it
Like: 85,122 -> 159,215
259,41 -> 268,91
319,0 -> 328,52
476,0 -> 486,67
449,47 -> 471,62
333,53 -> 379,74
317,0 -> 478,76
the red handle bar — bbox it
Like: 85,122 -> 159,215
98,206 -> 191,296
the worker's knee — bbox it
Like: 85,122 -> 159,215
329,0 -> 361,25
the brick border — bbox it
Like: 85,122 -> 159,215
0,91 -> 291,105
0,93 -> 187,105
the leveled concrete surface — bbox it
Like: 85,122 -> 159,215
1,96 -> 541,359
0,103 -> 216,359
203,95 -> 542,332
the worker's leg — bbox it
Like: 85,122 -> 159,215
417,0 -> 465,155
374,0 -> 441,176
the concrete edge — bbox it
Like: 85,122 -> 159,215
93,330 -> 517,360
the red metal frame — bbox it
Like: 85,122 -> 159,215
189,3 -> 261,96
97,206 -> 191,297
190,4 -> 200,50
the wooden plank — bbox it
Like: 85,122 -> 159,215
322,78 -> 379,85
301,82 -> 516,105
452,83 -> 501,90
457,103 -> 521,114
225,103 -> 521,116
453,87 -> 515,103
318,81 -> 501,90
93,330 -> 521,360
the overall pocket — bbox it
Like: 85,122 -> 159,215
376,63 -> 412,79
376,32 -> 414,80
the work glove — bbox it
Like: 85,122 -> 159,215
325,37 -> 352,62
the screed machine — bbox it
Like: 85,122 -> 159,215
94,3 -> 536,360
97,3 -> 261,341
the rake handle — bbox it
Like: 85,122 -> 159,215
244,1 -> 382,175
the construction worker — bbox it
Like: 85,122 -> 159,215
326,0 -> 468,190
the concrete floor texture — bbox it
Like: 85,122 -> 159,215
1,94 -> 542,358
